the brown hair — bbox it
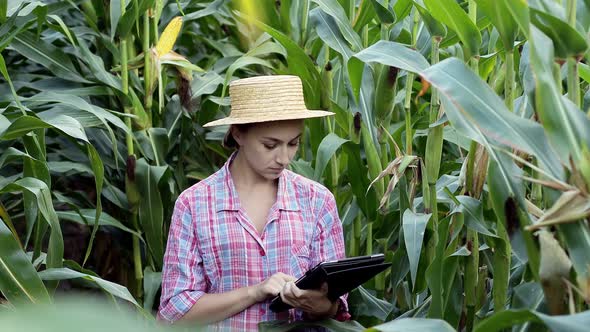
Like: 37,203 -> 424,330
223,123 -> 252,149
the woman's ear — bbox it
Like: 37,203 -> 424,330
230,125 -> 243,146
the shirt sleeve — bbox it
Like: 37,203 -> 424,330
157,195 -> 207,323
309,189 -> 350,319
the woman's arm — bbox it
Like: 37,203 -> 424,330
177,272 -> 296,325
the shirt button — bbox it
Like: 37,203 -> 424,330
259,249 -> 266,256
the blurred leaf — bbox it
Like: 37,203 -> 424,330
0,296 -> 165,332
370,0 -> 395,24
393,0 -> 413,22
184,0 -> 227,22
259,318 -> 365,332
475,0 -> 518,50
402,209 -> 431,287
530,8 -> 588,59
501,0 -> 530,38
580,63 -> 590,83
352,0 -> 377,30
474,309 -> 590,332
369,318 -> 456,332
38,268 -> 139,307
314,133 -> 349,182
0,219 -> 50,305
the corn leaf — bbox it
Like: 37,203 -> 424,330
0,219 -> 50,305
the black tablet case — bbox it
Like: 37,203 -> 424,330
269,254 -> 391,312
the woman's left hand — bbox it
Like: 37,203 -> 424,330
279,282 -> 337,319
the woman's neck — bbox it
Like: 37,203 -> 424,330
229,151 -> 277,190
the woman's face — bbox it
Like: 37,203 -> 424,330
232,120 -> 303,180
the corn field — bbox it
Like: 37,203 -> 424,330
1,0 -> 590,331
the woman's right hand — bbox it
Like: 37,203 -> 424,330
250,272 -> 296,302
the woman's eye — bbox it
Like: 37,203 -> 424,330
264,144 -> 276,149
288,141 -> 300,147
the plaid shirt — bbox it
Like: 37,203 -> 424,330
158,155 -> 348,331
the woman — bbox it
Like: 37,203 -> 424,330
158,75 -> 349,331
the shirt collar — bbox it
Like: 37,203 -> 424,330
216,152 -> 300,212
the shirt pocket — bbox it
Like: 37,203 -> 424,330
290,243 -> 311,278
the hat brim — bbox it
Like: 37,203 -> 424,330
202,110 -> 335,128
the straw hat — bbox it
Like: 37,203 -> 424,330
202,75 -> 334,127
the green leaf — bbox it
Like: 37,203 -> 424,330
529,27 -> 590,165
77,39 -> 123,92
143,266 -> 161,311
350,285 -> 393,321
580,62 -> 590,83
501,0 -> 530,38
449,196 -> 498,237
421,58 -> 564,181
248,15 -> 323,108
370,318 -> 456,332
354,40 -> 430,73
192,71 -> 224,97
0,178 -> 63,272
0,219 -> 50,305
37,113 -> 88,142
38,268 -> 139,307
529,8 -> 588,59
135,159 -> 167,270
402,209 -> 431,288
475,0 -> 518,50
0,0 -> 6,22
0,116 -> 50,140
314,133 -> 349,182
393,0 -> 413,22
184,0 -> 226,22
474,309 -> 590,332
259,318 -> 365,332
352,0 -> 377,30
310,7 -> 354,59
413,1 -> 447,38
370,0 -> 395,24
10,32 -> 89,83
0,53 -> 25,112
109,0 -> 122,40
423,0 -> 482,57
0,296 -> 166,332
56,210 -> 140,238
311,0 -> 363,51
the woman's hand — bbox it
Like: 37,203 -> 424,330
250,272 -> 296,303
279,282 -> 337,319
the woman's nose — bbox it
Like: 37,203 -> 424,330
276,145 -> 290,166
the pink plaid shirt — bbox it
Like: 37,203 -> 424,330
158,155 -> 348,331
